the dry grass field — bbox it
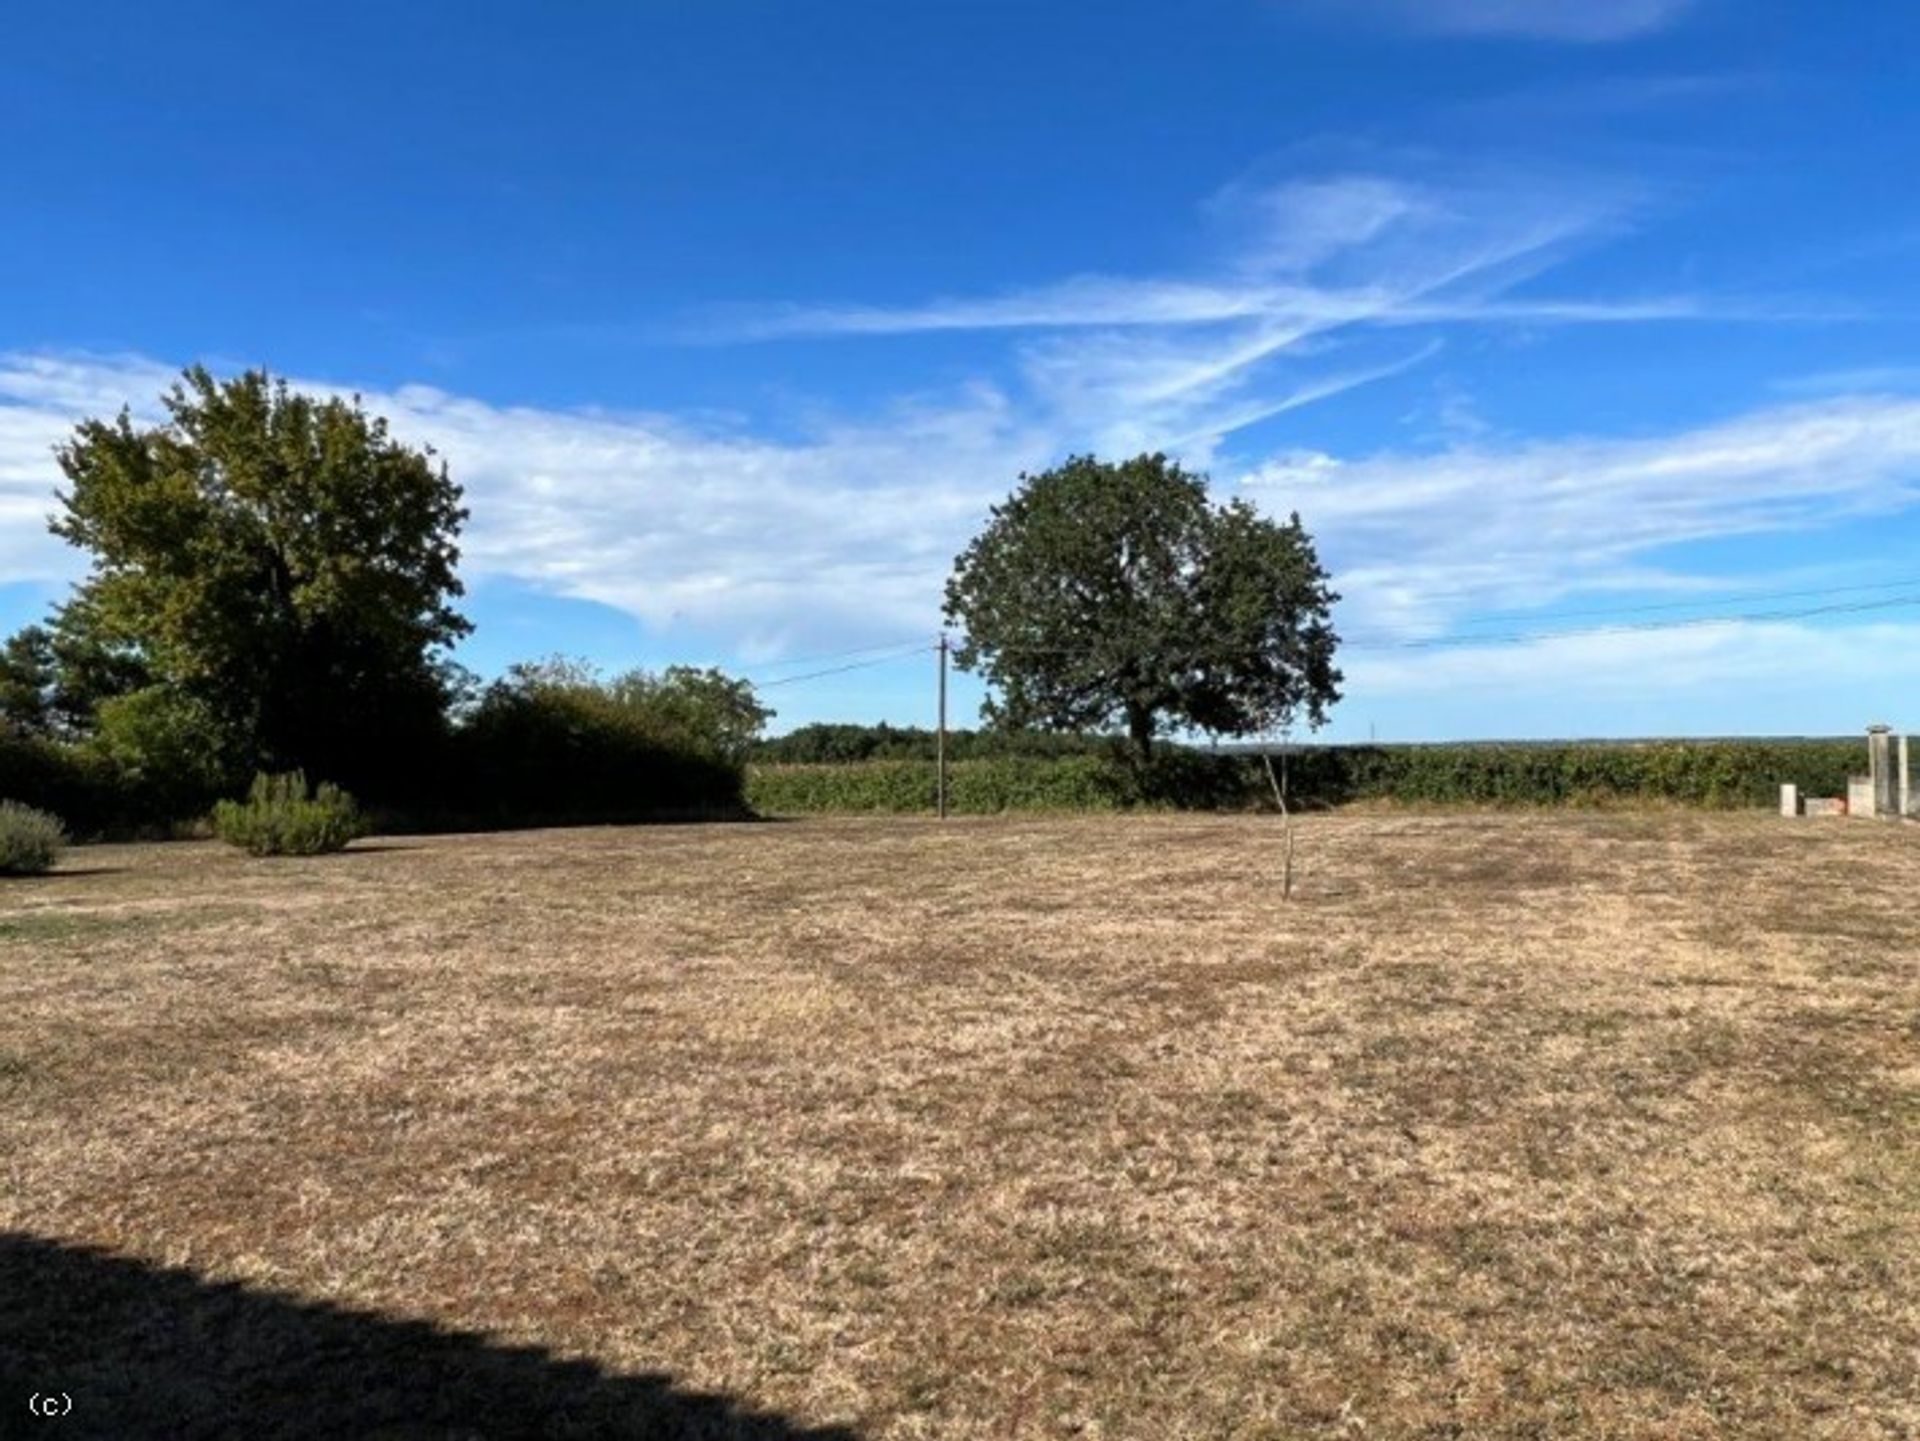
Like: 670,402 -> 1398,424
2,812 -> 1916,1439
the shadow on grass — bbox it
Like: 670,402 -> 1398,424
0,1232 -> 860,1440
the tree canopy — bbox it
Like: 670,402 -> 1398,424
494,658 -> 774,766
34,366 -> 471,791
943,452 -> 1341,760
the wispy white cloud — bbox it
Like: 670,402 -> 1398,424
712,167 -> 1811,463
738,283 -> 1708,340
10,352 -> 1918,669
1244,394 -> 1920,636
5,352 -> 1919,734
1352,620 -> 1920,701
0,353 -> 1043,657
1342,616 -> 1920,742
722,174 -> 1657,341
336,383 -> 1050,654
1333,0 -> 1699,43
1774,365 -> 1920,396
0,168 -> 1902,727
0,353 -> 181,581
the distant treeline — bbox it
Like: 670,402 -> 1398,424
749,736 -> 1866,813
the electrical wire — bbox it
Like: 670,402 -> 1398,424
753,643 -> 931,689
1379,573 -> 1920,633
960,591 -> 1920,659
737,578 -> 1920,689
1347,591 -> 1920,650
743,637 -> 934,677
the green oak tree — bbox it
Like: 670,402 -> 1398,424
37,366 -> 471,794
943,452 -> 1341,762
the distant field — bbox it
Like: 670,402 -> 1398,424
2,814 -> 1916,1438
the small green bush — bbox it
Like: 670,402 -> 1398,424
0,800 -> 66,875
212,771 -> 366,856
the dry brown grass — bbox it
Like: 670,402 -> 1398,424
2,812 -> 1916,1438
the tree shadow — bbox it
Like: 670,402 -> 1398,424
0,1232 -> 861,1440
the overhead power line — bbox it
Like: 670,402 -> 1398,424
973,591 -> 1920,660
744,637 -> 932,677
735,579 -> 1920,692
1420,573 -> 1920,632
1348,591 -> 1920,650
753,642 -> 931,689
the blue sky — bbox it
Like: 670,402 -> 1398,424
3,0 -> 1918,739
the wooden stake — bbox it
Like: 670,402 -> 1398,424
1262,745 -> 1294,902
936,633 -> 949,821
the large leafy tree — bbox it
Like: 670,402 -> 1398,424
944,452 -> 1341,761
39,366 -> 471,791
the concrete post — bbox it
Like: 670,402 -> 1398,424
1867,725 -> 1896,818
1779,783 -> 1799,817
1902,734 -> 1913,819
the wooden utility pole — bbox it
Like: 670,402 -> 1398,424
936,633 -> 949,820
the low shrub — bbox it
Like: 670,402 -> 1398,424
212,772 -> 366,856
0,800 -> 66,875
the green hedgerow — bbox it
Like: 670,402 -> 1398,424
746,738 -> 1863,815
212,771 -> 366,856
0,800 -> 67,875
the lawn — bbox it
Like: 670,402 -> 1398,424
1,813 -> 1915,1439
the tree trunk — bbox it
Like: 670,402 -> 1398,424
1125,702 -> 1155,766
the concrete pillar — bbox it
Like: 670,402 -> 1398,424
1779,783 -> 1799,817
1902,735 -> 1913,818
1868,724 -> 1896,818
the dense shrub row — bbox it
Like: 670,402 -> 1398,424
748,755 -> 1125,813
5,723 -> 1869,839
752,722 -> 1108,764
1306,739 -> 1861,808
749,738 -> 1866,814
0,730 -> 165,839
434,677 -> 747,830
1,662 -> 756,840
